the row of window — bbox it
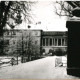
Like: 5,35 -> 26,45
42,38 -> 67,46
3,40 -> 38,46
4,31 -> 39,36
4,31 -> 16,36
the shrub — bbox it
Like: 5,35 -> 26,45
40,49 -> 45,55
48,49 -> 55,56
54,49 -> 67,56
49,49 -> 53,53
41,49 -> 45,53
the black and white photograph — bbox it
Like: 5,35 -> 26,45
0,0 -> 80,79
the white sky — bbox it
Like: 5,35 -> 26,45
14,0 -> 68,31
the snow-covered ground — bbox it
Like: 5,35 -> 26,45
0,56 -> 79,79
0,56 -> 21,67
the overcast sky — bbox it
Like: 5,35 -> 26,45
14,0 -> 68,31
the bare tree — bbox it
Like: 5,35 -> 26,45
0,1 -> 35,36
0,1 -> 36,56
18,30 -> 41,62
54,1 -> 80,17
26,31 -> 40,61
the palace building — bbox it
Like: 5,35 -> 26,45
0,29 -> 67,55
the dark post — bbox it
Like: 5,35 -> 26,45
66,8 -> 80,77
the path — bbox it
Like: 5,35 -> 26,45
0,56 -> 79,79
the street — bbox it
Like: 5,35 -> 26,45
0,56 -> 79,79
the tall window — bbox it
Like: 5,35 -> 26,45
53,38 -> 54,45
55,39 -> 57,46
43,38 -> 45,46
13,40 -> 15,44
62,39 -> 64,46
46,38 -> 48,46
58,39 -> 61,46
50,38 -> 52,46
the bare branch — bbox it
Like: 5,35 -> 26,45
54,1 -> 73,17
67,1 -> 77,8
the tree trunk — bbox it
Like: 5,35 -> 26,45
0,1 -> 12,55
0,1 -> 12,36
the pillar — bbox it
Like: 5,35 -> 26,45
52,38 -> 53,46
66,20 -> 80,77
64,39 -> 65,46
48,38 -> 50,46
61,38 -> 62,46
57,39 -> 58,46
54,38 -> 55,46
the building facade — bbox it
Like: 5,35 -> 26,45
42,31 -> 67,53
0,30 -> 42,55
0,30 -> 67,55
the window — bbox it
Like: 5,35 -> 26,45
50,38 -> 52,46
58,39 -> 61,46
35,40 -> 38,44
13,40 -> 15,44
62,39 -> 64,46
55,39 -> 57,46
43,38 -> 45,46
53,39 -> 54,45
46,38 -> 48,46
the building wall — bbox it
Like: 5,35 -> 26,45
0,30 -> 67,55
2,30 -> 42,55
42,31 -> 67,53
